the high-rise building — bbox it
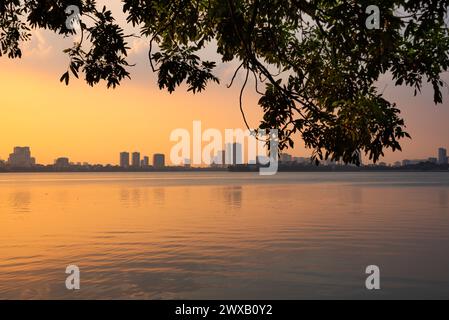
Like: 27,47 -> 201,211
120,152 -> 130,168
142,156 -> 150,167
225,143 -> 243,165
8,147 -> 36,168
153,154 -> 165,169
54,157 -> 70,168
438,148 -> 448,164
212,151 -> 226,167
132,152 -> 141,168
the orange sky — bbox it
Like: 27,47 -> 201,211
0,58 -> 266,165
0,2 -> 448,165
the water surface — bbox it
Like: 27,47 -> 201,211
0,172 -> 448,299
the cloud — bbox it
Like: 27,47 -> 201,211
23,29 -> 55,58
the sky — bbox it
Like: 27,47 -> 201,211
0,1 -> 448,165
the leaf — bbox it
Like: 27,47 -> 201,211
60,71 -> 70,86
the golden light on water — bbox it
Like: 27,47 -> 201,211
0,173 -> 448,299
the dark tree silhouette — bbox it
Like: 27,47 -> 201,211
1,0 -> 448,164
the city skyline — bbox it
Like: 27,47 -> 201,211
1,145 -> 448,168
1,62 -> 447,165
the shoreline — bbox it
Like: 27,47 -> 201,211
0,166 -> 448,174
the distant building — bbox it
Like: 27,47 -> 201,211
132,152 -> 141,168
393,161 -> 402,167
142,156 -> 150,168
225,143 -> 243,165
211,151 -> 226,167
184,158 -> 191,168
403,159 -> 427,166
402,160 -> 411,166
293,157 -> 309,164
8,147 -> 36,168
153,154 -> 165,169
438,148 -> 448,165
428,157 -> 438,164
54,157 -> 70,169
322,159 -> 338,166
256,155 -> 270,165
280,153 -> 293,163
120,152 -> 130,168
248,158 -> 257,165
218,151 -> 227,166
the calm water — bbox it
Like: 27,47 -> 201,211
0,172 -> 448,299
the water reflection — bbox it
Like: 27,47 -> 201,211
131,188 -> 142,207
0,172 -> 449,299
119,188 -> 130,207
120,188 -> 150,208
439,189 -> 448,209
222,186 -> 242,210
8,190 -> 31,213
351,186 -> 363,204
153,187 -> 165,206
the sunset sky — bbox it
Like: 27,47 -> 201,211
1,1 -> 448,165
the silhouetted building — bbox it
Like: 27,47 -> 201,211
403,159 -> 427,166
438,148 -> 448,164
142,156 -> 150,167
54,157 -> 70,168
153,154 -> 165,169
8,147 -> 36,168
120,152 -> 130,168
211,151 -> 226,167
132,152 -> 141,168
293,157 -> 308,164
280,153 -> 293,163
225,143 -> 243,165
220,150 -> 226,165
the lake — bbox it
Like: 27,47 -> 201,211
0,172 -> 448,299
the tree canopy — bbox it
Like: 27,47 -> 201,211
1,0 -> 448,164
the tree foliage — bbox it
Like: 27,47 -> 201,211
1,0 -> 449,164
